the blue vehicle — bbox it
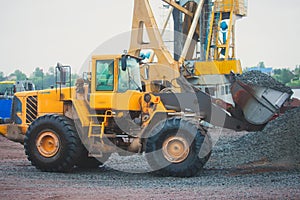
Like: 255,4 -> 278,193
0,80 -> 35,123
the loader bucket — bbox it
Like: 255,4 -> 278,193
231,71 -> 293,125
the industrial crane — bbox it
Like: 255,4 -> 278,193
130,0 -> 247,101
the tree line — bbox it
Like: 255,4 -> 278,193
0,67 -> 79,90
1,63 -> 300,89
245,62 -> 300,88
273,67 -> 300,87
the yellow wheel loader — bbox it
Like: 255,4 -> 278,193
0,54 -> 294,177
0,0 -> 297,177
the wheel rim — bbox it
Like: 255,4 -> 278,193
162,136 -> 190,163
36,131 -> 60,157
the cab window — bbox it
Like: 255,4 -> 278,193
118,57 -> 142,92
95,60 -> 114,91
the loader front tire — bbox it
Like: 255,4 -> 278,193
146,118 -> 211,177
24,114 -> 83,172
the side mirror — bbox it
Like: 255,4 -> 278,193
121,55 -> 127,71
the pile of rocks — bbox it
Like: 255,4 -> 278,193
105,107 -> 300,171
236,70 -> 293,94
206,106 -> 300,169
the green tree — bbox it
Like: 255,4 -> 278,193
287,80 -> 300,87
280,69 -> 295,84
43,67 -> 56,89
30,68 -> 44,89
273,69 -> 282,75
257,61 -> 266,68
29,67 -> 79,89
33,67 -> 44,78
272,68 -> 295,85
0,72 -> 5,81
9,69 -> 27,80
294,65 -> 300,79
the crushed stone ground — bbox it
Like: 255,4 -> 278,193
206,107 -> 300,169
0,106 -> 299,199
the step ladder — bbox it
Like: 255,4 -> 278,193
87,110 -> 114,139
87,110 -> 115,157
206,0 -> 236,60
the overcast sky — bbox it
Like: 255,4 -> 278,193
0,0 -> 299,76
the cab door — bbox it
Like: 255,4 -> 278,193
90,56 -> 117,110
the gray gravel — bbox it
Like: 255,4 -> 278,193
236,70 -> 293,94
206,107 -> 300,169
1,106 -> 300,199
0,140 -> 299,200
105,105 -> 300,173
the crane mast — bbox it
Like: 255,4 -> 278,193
129,0 -> 248,101
170,0 -> 247,73
179,0 -> 247,102
205,0 -> 247,61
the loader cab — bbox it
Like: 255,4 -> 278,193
90,54 -> 143,111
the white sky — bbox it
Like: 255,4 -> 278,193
0,0 -> 299,76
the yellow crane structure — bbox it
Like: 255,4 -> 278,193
129,0 -> 247,101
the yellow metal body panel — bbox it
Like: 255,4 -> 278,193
14,91 -> 38,125
89,92 -> 113,110
38,89 -> 66,115
90,90 -> 142,111
72,99 -> 91,126
112,91 -> 143,111
0,124 -> 8,137
194,60 -> 242,75
13,87 -> 73,127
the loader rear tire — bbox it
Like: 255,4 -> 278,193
24,114 -> 83,172
145,118 -> 211,177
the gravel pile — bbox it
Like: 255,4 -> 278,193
105,107 -> 300,172
236,70 -> 293,94
206,107 -> 300,169
1,123 -> 300,199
